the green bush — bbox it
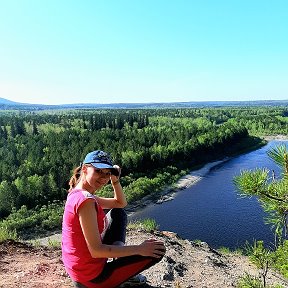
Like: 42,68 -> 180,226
237,273 -> 284,288
271,240 -> 288,278
237,273 -> 264,288
0,226 -> 17,242
128,218 -> 158,231
0,202 -> 63,240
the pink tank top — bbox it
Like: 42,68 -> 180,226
62,189 -> 108,282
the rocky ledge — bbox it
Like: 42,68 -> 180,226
1,229 -> 288,288
127,230 -> 288,288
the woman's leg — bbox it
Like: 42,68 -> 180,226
102,208 -> 127,245
72,208 -> 129,288
72,208 -> 164,288
89,254 -> 163,288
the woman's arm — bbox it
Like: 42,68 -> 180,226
96,165 -> 127,209
79,201 -> 165,259
96,181 -> 127,209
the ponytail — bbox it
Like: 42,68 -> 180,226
68,165 -> 82,192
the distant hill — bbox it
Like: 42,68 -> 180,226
0,97 -> 288,111
0,98 -> 48,111
0,97 -> 22,105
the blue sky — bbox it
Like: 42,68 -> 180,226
0,0 -> 287,105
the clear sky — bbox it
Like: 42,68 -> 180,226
0,0 -> 287,105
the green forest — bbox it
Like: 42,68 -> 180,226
0,106 -> 288,240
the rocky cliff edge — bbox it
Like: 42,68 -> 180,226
0,229 -> 287,288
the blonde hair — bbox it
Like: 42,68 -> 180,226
68,165 -> 82,192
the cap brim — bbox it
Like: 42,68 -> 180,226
90,163 -> 119,176
91,162 -> 113,169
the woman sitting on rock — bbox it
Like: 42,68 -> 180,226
62,150 -> 166,288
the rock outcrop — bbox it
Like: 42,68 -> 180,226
127,230 -> 288,288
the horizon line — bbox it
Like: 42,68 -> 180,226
1,97 -> 288,107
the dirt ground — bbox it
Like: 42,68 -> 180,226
1,230 -> 288,288
0,239 -> 70,288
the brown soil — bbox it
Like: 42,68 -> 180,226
1,230 -> 288,288
0,239 -> 71,288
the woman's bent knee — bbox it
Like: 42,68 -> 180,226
110,208 -> 127,223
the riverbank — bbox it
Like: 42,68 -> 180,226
125,159 -> 231,215
125,141 -> 265,215
262,134 -> 288,141
126,135 -> 280,216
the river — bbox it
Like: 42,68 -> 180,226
129,140 -> 288,249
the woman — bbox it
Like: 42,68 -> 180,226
62,150 -> 166,288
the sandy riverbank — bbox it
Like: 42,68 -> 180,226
172,135 -> 288,194
127,135 -> 288,213
125,157 -> 232,214
174,158 -> 231,190
177,135 -> 287,189
262,134 -> 288,141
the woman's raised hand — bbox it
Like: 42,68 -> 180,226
111,165 -> 121,183
139,239 -> 166,258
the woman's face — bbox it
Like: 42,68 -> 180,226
83,165 -> 111,191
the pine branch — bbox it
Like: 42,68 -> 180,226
261,192 -> 286,203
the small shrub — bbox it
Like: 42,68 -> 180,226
237,273 -> 284,288
270,240 -> 288,278
0,226 -> 18,242
47,238 -> 61,248
128,218 -> 158,231
31,239 -> 41,247
192,239 -> 202,245
218,246 -> 231,254
237,273 -> 264,288
246,241 -> 273,287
